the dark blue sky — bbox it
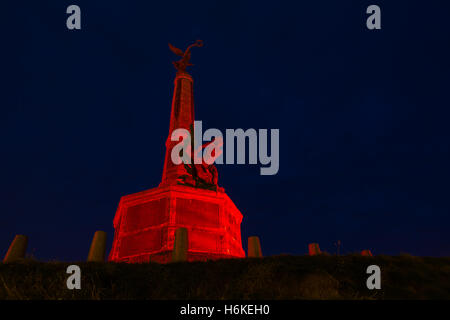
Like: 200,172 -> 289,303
2,1 -> 450,260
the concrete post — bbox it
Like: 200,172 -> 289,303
308,243 -> 321,256
248,236 -> 262,258
87,231 -> 107,262
3,235 -> 28,263
172,227 -> 188,262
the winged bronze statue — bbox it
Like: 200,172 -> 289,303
168,40 -> 204,73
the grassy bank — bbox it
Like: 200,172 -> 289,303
1,255 -> 449,299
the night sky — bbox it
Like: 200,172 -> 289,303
2,1 -> 450,261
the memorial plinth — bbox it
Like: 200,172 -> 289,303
108,185 -> 244,263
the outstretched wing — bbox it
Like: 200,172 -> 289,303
168,43 -> 184,57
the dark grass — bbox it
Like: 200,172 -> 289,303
1,255 -> 449,300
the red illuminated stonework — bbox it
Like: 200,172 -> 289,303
108,185 -> 245,263
108,42 -> 245,263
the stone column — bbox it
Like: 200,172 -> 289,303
308,243 -> 321,256
87,231 -> 107,262
172,227 -> 188,262
161,72 -> 195,186
361,250 -> 373,256
248,236 -> 262,257
3,235 -> 28,262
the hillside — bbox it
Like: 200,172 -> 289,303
1,255 -> 449,299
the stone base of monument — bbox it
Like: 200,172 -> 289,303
108,184 -> 245,263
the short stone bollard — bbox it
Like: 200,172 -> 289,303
172,227 -> 188,262
87,231 -> 107,262
308,243 -> 321,256
247,236 -> 262,258
361,249 -> 373,256
3,235 -> 28,263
